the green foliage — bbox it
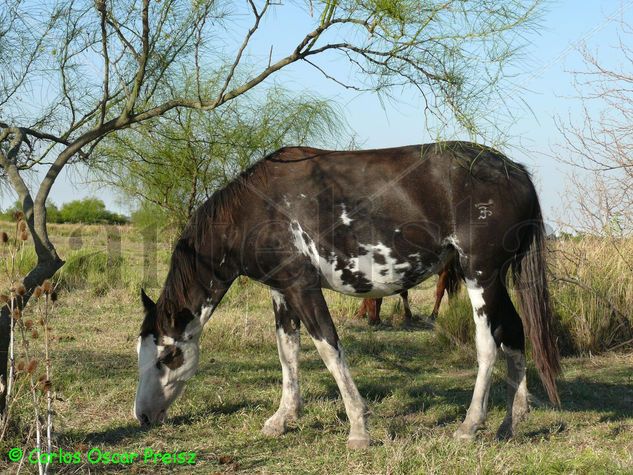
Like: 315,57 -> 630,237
95,82 -> 346,231
56,198 -> 128,225
46,203 -> 62,223
0,199 -> 126,225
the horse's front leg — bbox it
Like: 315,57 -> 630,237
262,289 -> 302,437
285,286 -> 370,449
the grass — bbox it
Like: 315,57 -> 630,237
0,223 -> 632,473
1,280 -> 632,474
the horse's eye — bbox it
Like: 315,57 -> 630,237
157,345 -> 184,370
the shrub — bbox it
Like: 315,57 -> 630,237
58,198 -> 128,225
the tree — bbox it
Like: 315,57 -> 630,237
556,24 -> 633,238
0,0 -> 542,415
95,85 -> 345,231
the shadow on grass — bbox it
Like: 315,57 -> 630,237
77,400 -> 267,446
559,378 -> 633,422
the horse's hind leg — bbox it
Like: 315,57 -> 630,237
454,277 -> 499,440
496,302 -> 529,440
285,287 -> 370,448
368,298 -> 382,325
262,290 -> 302,437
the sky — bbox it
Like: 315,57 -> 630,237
5,0 -> 633,227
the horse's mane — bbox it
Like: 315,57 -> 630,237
155,158 -> 268,328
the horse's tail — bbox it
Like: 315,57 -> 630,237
511,197 -> 561,406
445,258 -> 462,298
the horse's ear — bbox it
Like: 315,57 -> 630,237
140,289 -> 156,314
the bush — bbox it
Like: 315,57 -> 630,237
0,199 -> 128,225
58,198 -> 128,225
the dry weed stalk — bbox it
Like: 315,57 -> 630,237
0,215 -> 57,475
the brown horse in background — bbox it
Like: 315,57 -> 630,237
355,260 -> 461,325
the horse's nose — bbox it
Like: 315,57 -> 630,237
139,413 -> 150,427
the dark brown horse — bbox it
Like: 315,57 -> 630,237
355,261 -> 461,324
134,142 -> 560,448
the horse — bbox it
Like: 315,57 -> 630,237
134,141 -> 560,448
355,261 -> 461,325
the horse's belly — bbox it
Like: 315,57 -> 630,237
289,221 -> 436,297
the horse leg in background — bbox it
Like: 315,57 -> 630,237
354,298 -> 381,325
430,268 -> 449,320
367,298 -> 382,325
284,286 -> 370,448
354,299 -> 370,319
400,290 -> 413,325
262,290 -> 303,437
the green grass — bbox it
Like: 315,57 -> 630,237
1,282 -> 632,474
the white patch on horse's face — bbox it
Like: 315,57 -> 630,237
271,289 -> 287,312
340,204 -> 353,225
289,221 -> 413,297
134,322 -> 202,426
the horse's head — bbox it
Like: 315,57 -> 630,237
133,289 -> 203,426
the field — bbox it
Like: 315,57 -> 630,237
1,224 -> 632,474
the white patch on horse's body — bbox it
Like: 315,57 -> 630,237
444,235 -> 464,255
289,221 -> 356,294
263,326 -> 302,436
454,279 -> 498,440
289,220 -> 414,297
340,204 -> 353,225
348,242 -> 411,296
199,305 -> 214,327
271,289 -> 288,312
310,337 -> 369,447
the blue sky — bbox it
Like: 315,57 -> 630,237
9,0 -> 633,225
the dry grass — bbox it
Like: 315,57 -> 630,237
549,237 -> 633,354
1,284 -> 631,474
1,224 -> 632,473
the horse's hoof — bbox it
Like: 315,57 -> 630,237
262,419 -> 286,437
347,437 -> 370,449
453,426 -> 476,441
495,421 -> 514,441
